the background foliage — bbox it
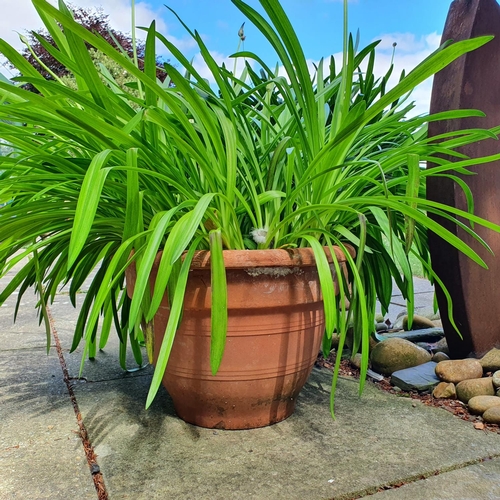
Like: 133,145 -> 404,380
11,5 -> 167,93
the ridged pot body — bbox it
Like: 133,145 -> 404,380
126,247 -> 349,429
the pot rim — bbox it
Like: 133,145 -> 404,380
186,245 -> 355,270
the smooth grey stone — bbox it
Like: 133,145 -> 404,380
432,352 -> 450,363
468,395 -> 500,415
433,337 -> 449,355
433,382 -> 457,399
435,359 -> 483,384
370,338 -> 431,376
456,377 -> 495,403
493,370 -> 500,388
480,348 -> 500,372
415,342 -> 433,352
483,406 -> 500,424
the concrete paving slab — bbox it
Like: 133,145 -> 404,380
0,286 -> 40,306
376,302 -> 408,322
368,458 -> 500,499
0,349 -> 96,499
377,300 -> 437,325
389,293 -> 435,310
0,331 -> 50,351
411,277 -> 435,295
0,308 -> 48,351
0,304 -> 43,329
0,282 -> 47,348
0,288 -> 57,355
377,278 -> 437,322
390,277 -> 434,297
71,368 -> 500,500
4,264 -> 500,499
64,344 -> 153,384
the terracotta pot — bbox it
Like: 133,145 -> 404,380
126,246 -> 352,429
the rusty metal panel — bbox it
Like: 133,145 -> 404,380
427,0 -> 500,357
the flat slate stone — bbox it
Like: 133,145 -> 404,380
375,328 -> 444,344
391,361 -> 440,392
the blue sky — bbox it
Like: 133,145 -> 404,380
152,0 -> 451,63
149,0 -> 452,114
3,0 -> 454,113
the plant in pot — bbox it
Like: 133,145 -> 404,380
1,0 -> 500,429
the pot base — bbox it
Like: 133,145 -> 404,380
158,292 -> 324,429
166,370 -> 311,429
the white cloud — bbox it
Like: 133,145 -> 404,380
369,31 -> 442,115
300,32 -> 441,117
375,32 -> 440,53
0,0 -> 43,76
275,58 -> 319,80
0,0 -> 162,49
271,31 -> 441,117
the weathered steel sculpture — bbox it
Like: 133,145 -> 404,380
427,0 -> 500,357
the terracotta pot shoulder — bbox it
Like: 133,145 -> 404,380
140,244 -> 354,270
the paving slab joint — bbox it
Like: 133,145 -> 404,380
47,305 -> 109,500
331,453 -> 500,500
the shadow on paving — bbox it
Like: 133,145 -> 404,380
70,366 -> 500,500
4,273 -> 500,499
0,348 -> 70,418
